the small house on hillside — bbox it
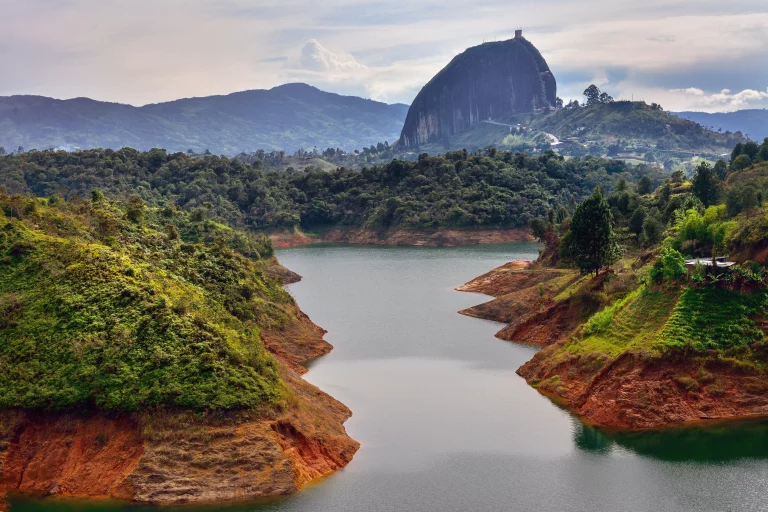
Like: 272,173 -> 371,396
685,257 -> 736,270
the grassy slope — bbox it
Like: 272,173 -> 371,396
0,194 -> 297,412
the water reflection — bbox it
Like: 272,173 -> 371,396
574,419 -> 768,462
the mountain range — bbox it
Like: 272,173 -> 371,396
0,83 -> 409,155
673,109 -> 768,141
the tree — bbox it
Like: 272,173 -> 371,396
636,176 -> 654,195
529,218 -> 548,241
759,139 -> 768,161
650,247 -> 687,283
732,154 -> 751,171
742,141 -> 759,160
713,159 -> 728,180
599,92 -> 614,104
691,162 -> 720,207
641,217 -> 663,247
731,142 -> 744,162
561,188 -> 621,275
629,207 -> 646,237
0,147 -> 5,155
583,84 -> 601,106
126,196 -> 145,223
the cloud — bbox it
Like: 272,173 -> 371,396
669,87 -> 768,110
669,88 -> 705,96
1,0 -> 767,111
298,40 -> 366,72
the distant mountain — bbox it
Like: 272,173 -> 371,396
672,109 -> 768,141
0,83 -> 409,154
400,31 -> 556,148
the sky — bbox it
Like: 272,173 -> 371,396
2,0 -> 768,112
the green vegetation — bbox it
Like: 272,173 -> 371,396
531,100 -> 744,167
0,147 -> 666,233
0,192 -> 292,412
532,138 -> 768,382
659,288 -> 768,351
561,188 -> 620,275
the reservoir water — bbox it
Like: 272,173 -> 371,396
12,243 -> 768,512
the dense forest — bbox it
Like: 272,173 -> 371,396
0,148 -> 666,233
0,193 -> 292,411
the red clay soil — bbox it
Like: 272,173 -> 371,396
270,227 -> 534,248
519,349 -> 768,429
459,260 -> 768,429
458,260 -> 586,345
0,268 -> 358,507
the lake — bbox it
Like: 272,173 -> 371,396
12,243 -> 768,512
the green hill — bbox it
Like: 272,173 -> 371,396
0,84 -> 409,155
531,101 -> 743,158
0,193 -> 294,411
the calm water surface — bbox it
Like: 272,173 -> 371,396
13,244 -> 768,512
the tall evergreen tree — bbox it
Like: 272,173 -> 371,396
692,162 -> 721,207
561,188 -> 621,275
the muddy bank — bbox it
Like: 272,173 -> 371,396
0,269 -> 357,507
270,227 -> 533,248
458,260 -> 768,429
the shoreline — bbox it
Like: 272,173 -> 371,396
0,265 -> 358,509
269,227 -> 534,248
457,259 -> 768,430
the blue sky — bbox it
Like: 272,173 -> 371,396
1,0 -> 767,111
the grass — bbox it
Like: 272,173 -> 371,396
566,286 -> 680,358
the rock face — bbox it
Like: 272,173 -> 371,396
399,32 -> 556,147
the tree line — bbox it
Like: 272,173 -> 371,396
0,147 -> 666,233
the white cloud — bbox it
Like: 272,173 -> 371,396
670,88 -> 705,96
285,40 -> 448,104
298,40 -> 366,72
668,87 -> 768,110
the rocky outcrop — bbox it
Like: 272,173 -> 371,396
399,32 -> 556,148
269,227 -> 534,249
0,274 -> 358,507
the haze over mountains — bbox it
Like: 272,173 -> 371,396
0,83 -> 408,155
673,110 -> 768,140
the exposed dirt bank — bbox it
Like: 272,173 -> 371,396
457,260 -> 585,345
0,268 -> 357,507
270,227 -> 534,248
459,261 -> 768,429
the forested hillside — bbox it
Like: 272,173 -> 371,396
0,193 -> 292,411
0,148 -> 666,233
